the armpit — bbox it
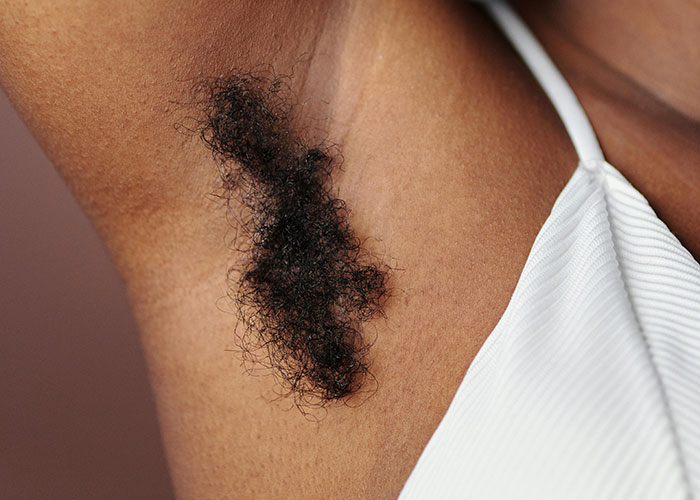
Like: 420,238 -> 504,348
193,70 -> 393,410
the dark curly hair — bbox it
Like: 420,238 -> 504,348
193,69 -> 392,409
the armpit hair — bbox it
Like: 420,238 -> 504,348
192,69 -> 392,409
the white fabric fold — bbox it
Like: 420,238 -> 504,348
399,160 -> 700,499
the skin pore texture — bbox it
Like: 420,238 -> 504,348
0,0 -> 698,499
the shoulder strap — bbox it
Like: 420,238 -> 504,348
483,0 -> 605,162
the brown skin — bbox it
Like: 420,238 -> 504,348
1,1 -> 698,498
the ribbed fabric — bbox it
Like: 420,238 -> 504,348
399,160 -> 700,499
398,2 -> 700,499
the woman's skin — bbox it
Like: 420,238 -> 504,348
0,1 -> 697,498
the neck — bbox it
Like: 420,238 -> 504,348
513,0 -> 700,123
510,0 -> 700,262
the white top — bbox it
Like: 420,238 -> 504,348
399,1 -> 700,499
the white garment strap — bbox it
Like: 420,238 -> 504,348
483,0 -> 605,162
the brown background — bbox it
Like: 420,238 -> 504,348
0,90 -> 174,499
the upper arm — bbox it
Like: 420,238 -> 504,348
0,1 -> 330,228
